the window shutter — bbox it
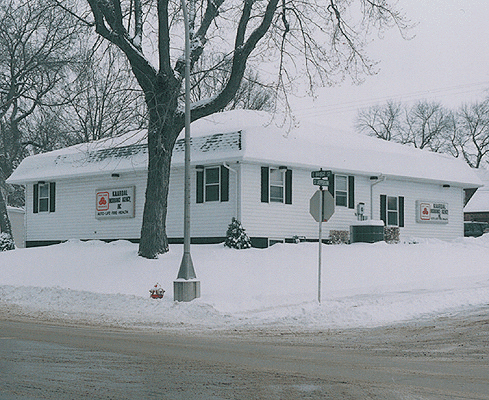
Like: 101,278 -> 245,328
49,182 -> 56,212
261,167 -> 269,203
348,176 -> 355,209
196,170 -> 204,203
398,196 -> 404,227
33,183 -> 39,214
220,165 -> 229,202
285,169 -> 292,204
328,173 -> 335,197
380,195 -> 387,225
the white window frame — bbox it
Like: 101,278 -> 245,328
204,166 -> 221,202
335,174 -> 348,207
268,238 -> 285,246
269,168 -> 285,203
38,182 -> 50,213
387,196 -> 399,226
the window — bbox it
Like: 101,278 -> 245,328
269,168 -> 284,203
335,175 -> 348,207
205,167 -> 220,202
261,167 -> 292,204
33,182 -> 56,213
387,196 -> 398,226
38,183 -> 50,212
380,195 -> 404,227
196,165 -> 229,203
327,173 -> 355,208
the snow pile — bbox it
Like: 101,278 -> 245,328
1,238 -> 488,331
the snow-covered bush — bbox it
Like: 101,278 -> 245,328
384,226 -> 400,244
225,218 -> 252,249
329,230 -> 350,244
0,232 -> 15,251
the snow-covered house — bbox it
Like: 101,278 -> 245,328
464,168 -> 489,222
4,206 -> 25,248
7,110 -> 482,247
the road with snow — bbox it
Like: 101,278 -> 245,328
1,307 -> 488,400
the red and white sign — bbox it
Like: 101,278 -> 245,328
96,191 -> 110,211
95,187 -> 135,219
416,200 -> 448,223
419,202 -> 431,221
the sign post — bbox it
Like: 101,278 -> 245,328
309,170 -> 335,304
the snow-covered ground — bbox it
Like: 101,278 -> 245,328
1,237 -> 488,332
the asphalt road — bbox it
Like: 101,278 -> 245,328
1,309 -> 488,399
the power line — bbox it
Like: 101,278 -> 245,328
294,81 -> 489,119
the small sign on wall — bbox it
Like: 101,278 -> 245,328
96,187 -> 135,219
416,200 -> 448,223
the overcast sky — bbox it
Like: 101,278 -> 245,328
291,0 -> 489,133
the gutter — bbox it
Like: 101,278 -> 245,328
370,175 -> 385,220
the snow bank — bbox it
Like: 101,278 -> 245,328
1,237 -> 488,331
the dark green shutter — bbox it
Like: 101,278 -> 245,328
328,173 -> 335,197
196,170 -> 204,203
220,165 -> 229,202
49,182 -> 56,212
348,176 -> 355,209
398,196 -> 404,227
380,195 -> 387,225
285,169 -> 292,204
33,183 -> 39,214
261,167 -> 269,203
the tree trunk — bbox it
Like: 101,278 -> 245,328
138,91 -> 182,258
0,185 -> 15,250
138,133 -> 173,258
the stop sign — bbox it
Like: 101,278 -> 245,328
309,190 -> 335,222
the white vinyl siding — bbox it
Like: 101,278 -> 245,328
24,162 -> 464,245
167,166 -> 236,238
26,172 -> 146,242
241,164 -> 464,242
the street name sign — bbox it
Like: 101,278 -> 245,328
313,178 -> 329,187
311,170 -> 332,179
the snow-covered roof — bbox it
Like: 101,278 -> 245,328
464,168 -> 489,212
7,110 -> 482,188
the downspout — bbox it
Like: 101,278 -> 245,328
370,174 -> 385,220
223,162 -> 241,221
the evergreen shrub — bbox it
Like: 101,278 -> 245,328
0,232 -> 15,251
225,218 -> 252,249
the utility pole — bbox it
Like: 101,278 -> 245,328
174,0 -> 200,302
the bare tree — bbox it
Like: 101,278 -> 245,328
0,0 -> 82,244
190,53 -> 275,111
404,101 -> 451,151
356,100 -> 452,151
60,0 -> 409,258
455,100 -> 489,168
61,43 -> 147,144
356,100 -> 402,141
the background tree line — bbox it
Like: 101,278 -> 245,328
356,98 -> 489,168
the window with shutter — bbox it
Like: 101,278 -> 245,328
33,182 -> 55,213
381,195 -> 404,227
261,167 -> 293,204
335,175 -> 348,207
196,166 -> 229,203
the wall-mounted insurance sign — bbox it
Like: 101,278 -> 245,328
96,187 -> 135,219
416,200 -> 448,223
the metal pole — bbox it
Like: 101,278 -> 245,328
318,187 -> 323,304
174,0 -> 199,301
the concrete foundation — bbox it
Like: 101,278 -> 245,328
173,280 -> 201,302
